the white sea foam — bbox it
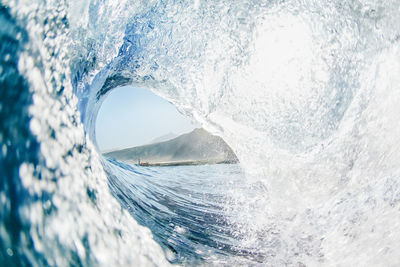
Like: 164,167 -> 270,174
4,0 -> 400,265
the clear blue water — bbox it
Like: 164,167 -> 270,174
104,159 -> 247,264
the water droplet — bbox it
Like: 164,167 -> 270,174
6,248 -> 13,256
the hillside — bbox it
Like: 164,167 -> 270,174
148,132 -> 178,144
104,128 -> 238,165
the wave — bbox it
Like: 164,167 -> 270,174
2,0 -> 400,266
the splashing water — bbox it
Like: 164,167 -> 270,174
1,0 -> 400,266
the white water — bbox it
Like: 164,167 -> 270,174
3,0 -> 400,265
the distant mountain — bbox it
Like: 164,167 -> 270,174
104,128 -> 238,165
148,132 -> 178,144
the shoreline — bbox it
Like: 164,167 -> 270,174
127,159 -> 238,167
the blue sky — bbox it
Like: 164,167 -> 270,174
96,86 -> 199,151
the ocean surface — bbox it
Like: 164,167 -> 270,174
2,0 -> 400,266
104,160 -> 251,265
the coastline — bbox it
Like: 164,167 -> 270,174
125,159 -> 238,167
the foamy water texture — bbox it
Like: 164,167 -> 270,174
1,0 -> 400,266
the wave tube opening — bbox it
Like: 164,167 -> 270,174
87,82 -> 253,264
94,86 -> 201,152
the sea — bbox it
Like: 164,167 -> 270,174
1,0 -> 400,266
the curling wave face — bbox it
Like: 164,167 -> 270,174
1,0 -> 400,266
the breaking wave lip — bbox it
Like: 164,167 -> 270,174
2,0 -> 400,266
